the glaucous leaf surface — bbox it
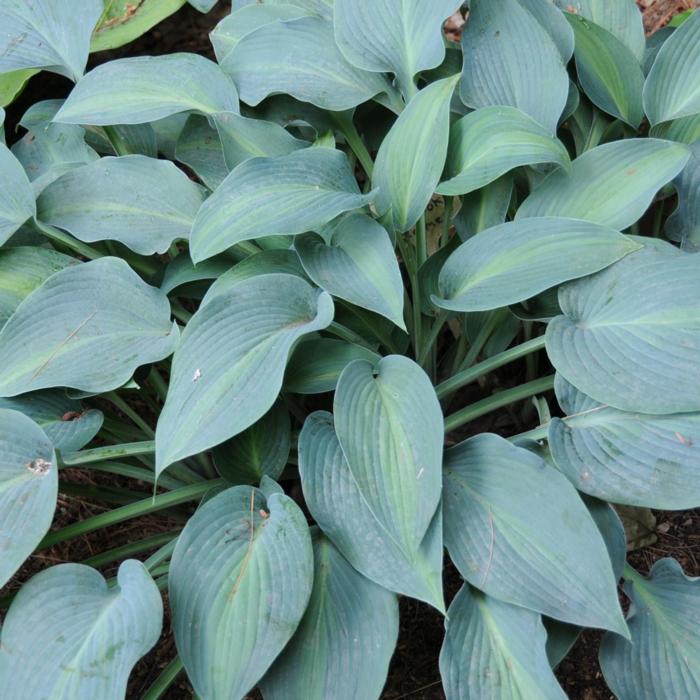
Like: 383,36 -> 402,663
231,0 -> 332,20
334,356 -> 443,557
666,141 -> 700,252
566,13 -> 644,127
169,485 -> 313,700
546,245 -> 700,414
643,9 -> 700,125
213,402 -> 290,485
518,0 -> 574,62
550,375 -> 700,509
0,408 -> 57,587
373,76 -> 458,232
155,274 -> 333,474
0,144 -> 36,246
0,0 -> 102,81
223,16 -> 394,111
600,559 -> 700,699
437,106 -> 570,196
0,257 -> 178,397
460,0 -> 569,133
190,148 -> 372,261
295,213 -> 405,328
454,175 -> 513,240
174,115 -> 229,190
55,54 -> 239,125
0,561 -> 162,700
160,255 -> 232,296
260,531 -> 399,700
440,585 -> 567,700
443,433 -> 627,634
299,411 -> 445,610
518,139 -> 690,230
37,155 -> 205,255
333,0 -> 460,98
434,217 -> 639,312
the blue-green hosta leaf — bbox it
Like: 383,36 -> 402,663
213,402 -> 290,485
213,111 -> 306,170
55,54 -> 239,126
334,356 -> 443,557
666,141 -> 700,252
299,411 -> 445,610
0,560 -> 162,699
440,585 -> 567,700
0,144 -> 36,246
643,9 -> 700,126
295,213 -> 405,328
373,76 -> 458,232
460,0 -> 569,133
0,390 -> 102,453
518,139 -> 690,230
433,217 -> 639,312
600,559 -> 700,700
333,0 -> 460,98
652,113 -> 700,144
437,106 -> 570,196
454,175 -> 513,241
232,0 -> 332,18
37,155 -> 205,255
169,485 -> 313,700
518,0 -> 574,62
566,13 -> 644,128
0,409 -> 57,587
0,0 -> 102,81
174,115 -> 228,190
0,246 -> 76,328
156,274 -> 333,474
188,0 -> 218,11
443,433 -> 627,634
190,148 -> 372,262
224,16 -> 394,111
643,26 -> 674,75
0,257 -> 179,397
260,531 -> 399,700
546,245 -> 700,414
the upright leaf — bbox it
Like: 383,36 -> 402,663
443,433 -> 627,634
174,115 -> 229,190
260,531 -> 399,700
0,144 -> 36,246
0,561 -> 162,699
373,76 -> 458,232
518,139 -> 689,230
55,54 -> 239,126
0,409 -> 57,587
0,257 -> 179,397
518,0 -> 574,62
460,0 -> 569,133
453,175 -> 513,240
155,274 -> 333,474
190,148 -> 372,262
666,141 -> 700,252
169,485 -> 313,700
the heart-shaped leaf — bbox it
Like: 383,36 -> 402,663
0,144 -> 36,246
169,485 -> 313,699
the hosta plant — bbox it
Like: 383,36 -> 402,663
0,0 -> 700,698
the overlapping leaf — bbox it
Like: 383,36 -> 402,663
0,144 -> 36,246
666,141 -> 700,252
174,115 -> 229,190
454,175 -> 513,240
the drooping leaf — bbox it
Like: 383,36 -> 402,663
666,141 -> 700,252
599,559 -> 700,699
373,76 -> 458,232
155,274 -> 333,474
295,213 -> 405,328
440,585 -> 567,700
433,217 -> 640,312
517,139 -> 690,230
223,16 -> 394,111
546,244 -> 700,414
169,485 -> 313,699
299,411 -> 445,610
333,0 -> 460,98
160,254 -> 232,296
190,148 -> 373,262
643,9 -> 700,126
437,106 -> 570,196
213,402 -> 290,484
0,0 -> 103,81
55,54 -> 239,126
0,257 -> 179,397
460,0 -> 569,133
0,144 -> 37,246
453,174 -> 513,240
443,433 -> 627,634
0,560 -> 162,699
565,13 -> 644,128
174,115 -> 228,190
0,409 -> 57,587
260,530 -> 399,700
